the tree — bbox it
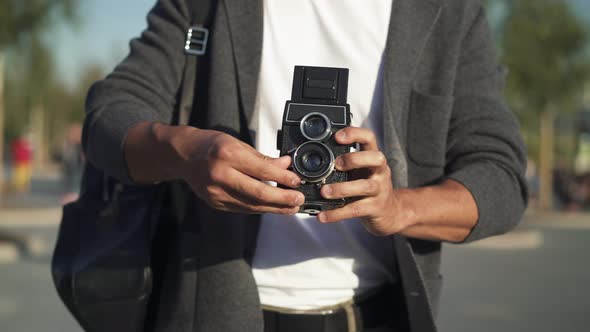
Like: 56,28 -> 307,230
45,62 -> 107,150
501,0 -> 590,210
0,0 -> 77,46
0,0 -> 79,194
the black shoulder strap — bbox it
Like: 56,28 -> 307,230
146,3 -> 218,330
169,0 -> 218,225
174,0 -> 217,126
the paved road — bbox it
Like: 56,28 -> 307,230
0,211 -> 589,331
0,226 -> 81,332
438,223 -> 590,332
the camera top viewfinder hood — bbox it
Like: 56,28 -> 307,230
290,66 -> 349,105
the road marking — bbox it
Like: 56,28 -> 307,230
464,229 -> 543,250
533,221 -> 590,231
0,243 -> 19,264
524,212 -> 590,230
0,208 -> 62,227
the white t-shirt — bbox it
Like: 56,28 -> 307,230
251,0 -> 395,310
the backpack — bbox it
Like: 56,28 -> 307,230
51,1 -> 216,331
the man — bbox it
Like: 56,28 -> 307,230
82,0 -> 527,331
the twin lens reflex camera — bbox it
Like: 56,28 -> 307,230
277,66 -> 353,215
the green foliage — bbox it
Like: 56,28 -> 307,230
0,0 -> 78,48
499,0 -> 590,164
0,0 -> 105,148
4,43 -> 106,144
502,0 -> 590,111
45,63 -> 107,145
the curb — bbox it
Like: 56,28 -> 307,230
523,211 -> 590,230
0,243 -> 20,264
0,207 -> 62,227
464,229 -> 544,250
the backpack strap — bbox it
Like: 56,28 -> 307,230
145,2 -> 218,330
169,0 -> 217,225
174,0 -> 217,126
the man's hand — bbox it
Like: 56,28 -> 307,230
125,122 -> 304,215
179,128 -> 304,215
317,127 -> 413,236
316,126 -> 479,242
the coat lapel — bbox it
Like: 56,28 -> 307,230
382,0 -> 443,173
222,0 -> 263,129
219,1 -> 444,331
383,2 -> 443,332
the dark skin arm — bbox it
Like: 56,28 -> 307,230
125,121 -> 476,242
318,127 -> 478,243
124,121 -> 305,215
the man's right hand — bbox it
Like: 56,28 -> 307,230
125,122 -> 304,215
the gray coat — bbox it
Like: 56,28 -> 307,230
82,0 -> 528,331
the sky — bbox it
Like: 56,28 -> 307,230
50,0 -> 156,87
51,0 -> 590,89
571,0 -> 590,22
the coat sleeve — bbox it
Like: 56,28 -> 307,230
82,0 -> 190,184
444,5 -> 528,242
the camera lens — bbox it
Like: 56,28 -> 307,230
301,151 -> 323,172
293,141 -> 335,182
300,112 -> 332,141
303,117 -> 326,138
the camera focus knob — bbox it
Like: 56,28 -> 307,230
277,130 -> 283,150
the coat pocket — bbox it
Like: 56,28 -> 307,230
407,89 -> 454,168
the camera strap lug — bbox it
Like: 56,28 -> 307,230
185,26 -> 209,56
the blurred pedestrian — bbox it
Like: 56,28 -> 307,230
526,158 -> 540,208
572,173 -> 590,211
61,124 -> 84,204
10,134 -> 33,193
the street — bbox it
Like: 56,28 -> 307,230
439,218 -> 590,332
0,186 -> 589,331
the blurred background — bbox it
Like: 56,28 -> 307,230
0,0 -> 588,331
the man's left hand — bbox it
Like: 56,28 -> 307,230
318,127 -> 414,236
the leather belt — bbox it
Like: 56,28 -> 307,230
262,283 -> 408,332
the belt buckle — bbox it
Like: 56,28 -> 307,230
262,300 -> 358,332
340,300 -> 358,332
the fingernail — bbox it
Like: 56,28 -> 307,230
323,186 -> 332,197
335,158 -> 344,168
294,194 -> 304,206
291,178 -> 301,187
337,131 -> 346,140
318,213 -> 326,223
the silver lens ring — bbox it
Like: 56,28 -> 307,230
292,141 -> 335,183
300,112 -> 332,141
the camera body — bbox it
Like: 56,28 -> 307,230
277,66 -> 353,215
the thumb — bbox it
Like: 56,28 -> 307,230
267,155 -> 292,170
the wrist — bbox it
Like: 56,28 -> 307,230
394,188 -> 421,230
151,122 -> 195,180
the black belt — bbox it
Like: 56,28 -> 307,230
262,283 -> 409,332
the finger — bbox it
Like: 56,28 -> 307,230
335,151 -> 387,172
219,168 -> 305,207
211,141 -> 300,187
267,155 -> 292,170
237,151 -> 301,188
321,179 -> 380,200
228,203 -> 300,215
317,200 -> 372,223
216,191 -> 301,215
334,127 -> 378,151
